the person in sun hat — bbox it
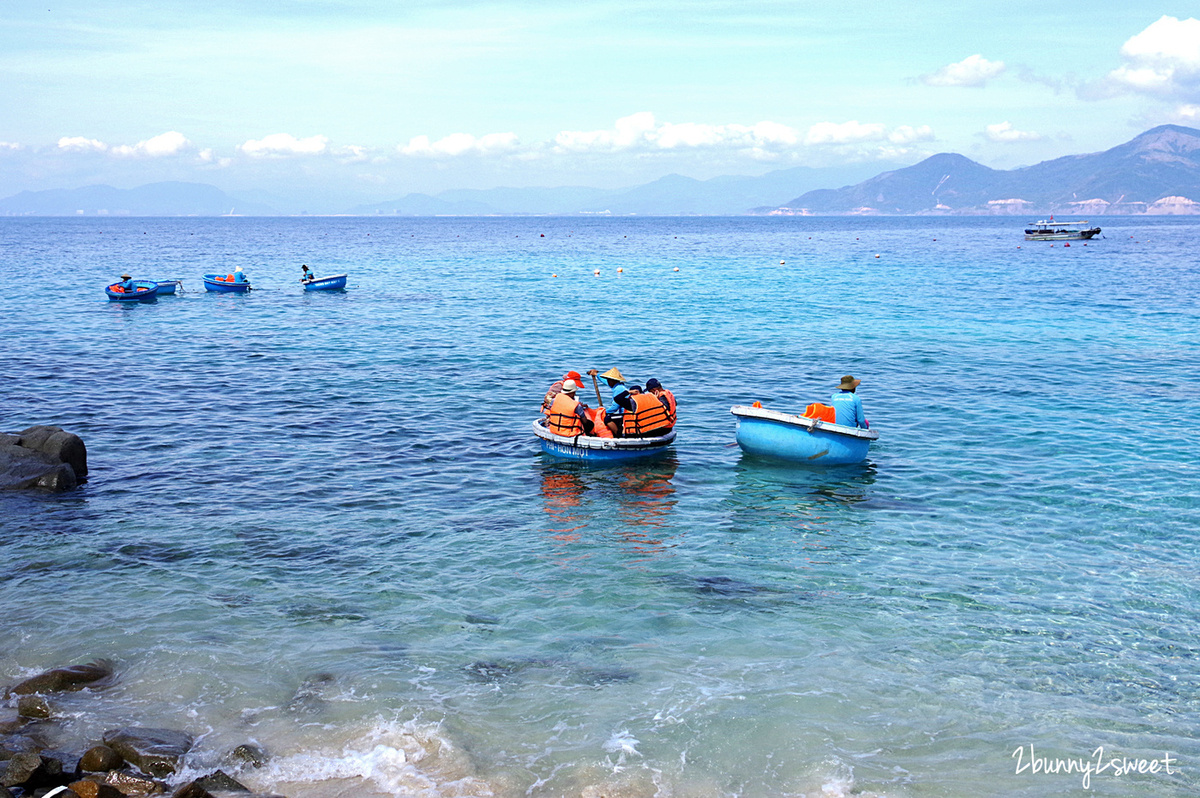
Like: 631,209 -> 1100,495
587,367 -> 671,438
117,273 -> 136,292
544,379 -> 595,437
542,369 -> 588,415
830,375 -> 869,429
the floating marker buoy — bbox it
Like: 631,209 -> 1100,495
594,269 -> 600,275
1064,243 -> 1070,247
673,267 -> 679,272
874,254 -> 880,258
617,267 -> 623,273
540,234 -> 545,237
552,274 -> 557,277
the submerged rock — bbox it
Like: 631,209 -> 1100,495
0,426 -> 87,491
227,743 -> 267,769
102,728 -> 193,778
6,660 -> 114,697
80,745 -> 124,773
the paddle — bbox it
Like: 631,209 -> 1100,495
590,372 -> 604,407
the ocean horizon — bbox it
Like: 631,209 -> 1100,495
2,215 -> 1197,797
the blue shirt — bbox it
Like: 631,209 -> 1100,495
831,390 -> 867,428
120,278 -> 136,291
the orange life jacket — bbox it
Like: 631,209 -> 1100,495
623,393 -> 672,436
585,407 -> 614,438
111,285 -> 125,293
223,274 -> 234,282
653,389 -> 677,428
803,403 -> 837,423
546,391 -> 585,437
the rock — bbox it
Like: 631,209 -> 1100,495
16,426 -> 88,480
0,751 -> 42,788
0,712 -> 23,735
99,768 -> 168,794
227,744 -> 266,769
41,748 -> 82,781
0,426 -> 87,492
16,697 -> 50,720
0,733 -> 42,759
69,780 -> 126,798
6,661 -> 114,697
101,729 -> 193,779
79,745 -> 123,773
172,770 -> 250,797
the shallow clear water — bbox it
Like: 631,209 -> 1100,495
1,216 -> 1198,797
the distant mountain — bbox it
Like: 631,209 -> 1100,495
0,181 -> 279,216
348,163 -> 896,216
776,125 -> 1200,215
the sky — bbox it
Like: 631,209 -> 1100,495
1,1 -> 1198,209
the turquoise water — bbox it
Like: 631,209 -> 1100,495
1,216 -> 1197,797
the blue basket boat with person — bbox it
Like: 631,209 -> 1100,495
105,280 -> 159,302
203,272 -> 251,293
303,274 -> 348,292
731,404 -> 878,465
533,419 -> 675,463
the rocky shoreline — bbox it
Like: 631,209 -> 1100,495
2,661 -> 286,798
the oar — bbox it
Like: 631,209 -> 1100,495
590,372 -> 604,407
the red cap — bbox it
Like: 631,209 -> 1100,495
564,370 -> 584,383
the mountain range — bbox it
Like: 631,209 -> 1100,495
2,125 -> 1198,216
773,124 -> 1200,215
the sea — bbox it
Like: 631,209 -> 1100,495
1,215 -> 1197,798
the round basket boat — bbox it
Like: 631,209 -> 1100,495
303,274 -> 348,291
203,273 -> 251,293
731,404 -> 878,465
533,419 -> 675,462
105,281 -> 159,302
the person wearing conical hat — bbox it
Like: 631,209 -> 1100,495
830,375 -> 869,429
588,367 -> 672,438
118,273 -> 136,292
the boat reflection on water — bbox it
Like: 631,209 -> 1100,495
537,453 -> 680,563
724,455 -> 879,560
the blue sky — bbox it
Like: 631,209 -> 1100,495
2,1 -> 1198,206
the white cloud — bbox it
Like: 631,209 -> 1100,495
0,141 -> 19,151
805,121 -> 886,145
239,133 -> 329,157
921,54 -> 1006,87
887,125 -> 935,145
58,136 -> 108,153
198,148 -> 232,167
401,131 -> 519,157
984,121 -> 1042,142
554,114 -> 808,155
1106,16 -> 1200,98
111,131 -> 192,158
1170,103 -> 1200,122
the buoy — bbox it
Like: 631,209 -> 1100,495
1064,243 -> 1070,247
617,267 -> 623,273
780,260 -> 785,265
552,274 -> 557,278
673,267 -> 679,272
874,254 -> 880,258
594,269 -> 600,275
540,234 -> 544,237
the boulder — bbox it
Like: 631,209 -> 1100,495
16,696 -> 50,719
0,426 -> 87,491
101,729 -> 193,778
227,744 -> 266,769
172,770 -> 250,797
69,780 -> 125,798
6,660 -> 114,697
0,751 -> 42,788
79,745 -> 124,773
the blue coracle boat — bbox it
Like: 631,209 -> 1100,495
303,274 -> 348,291
153,279 -> 183,295
105,280 -> 159,302
203,273 -> 251,293
533,419 -> 675,462
731,404 -> 878,465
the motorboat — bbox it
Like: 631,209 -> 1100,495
1023,219 -> 1101,241
303,274 -> 348,291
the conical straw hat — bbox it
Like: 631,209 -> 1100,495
600,367 -> 625,382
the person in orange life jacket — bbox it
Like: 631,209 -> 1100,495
589,368 -> 671,438
644,378 -> 676,429
544,379 -> 595,436
542,370 -> 586,415
830,375 -> 869,429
